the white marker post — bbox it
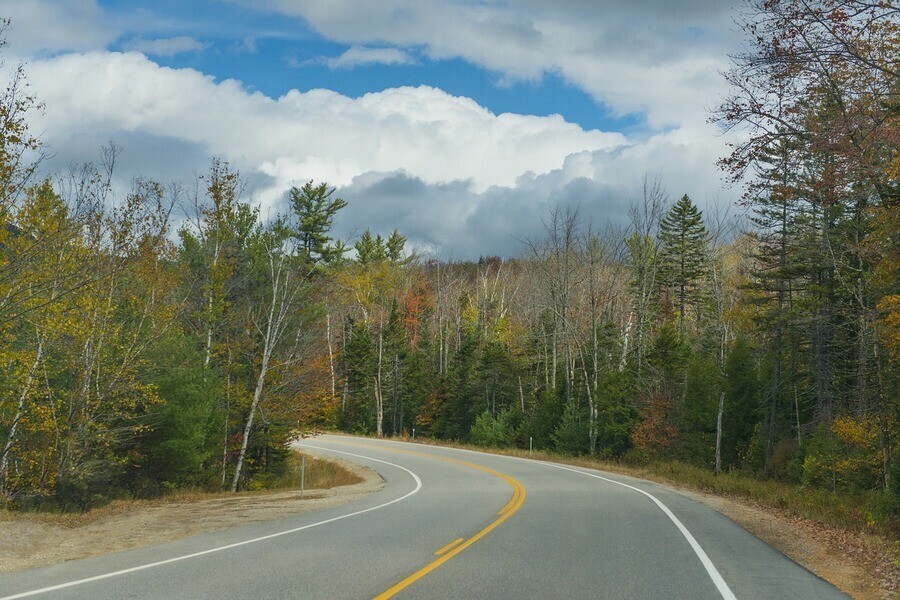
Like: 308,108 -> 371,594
529,437 -> 533,457
412,428 -> 416,441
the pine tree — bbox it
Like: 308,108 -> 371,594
748,137 -> 805,458
354,230 -> 387,264
289,181 -> 347,265
386,229 -> 409,265
658,194 -> 709,337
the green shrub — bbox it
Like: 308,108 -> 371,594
469,410 -> 511,447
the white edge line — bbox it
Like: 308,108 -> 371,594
344,436 -> 738,600
534,462 -> 738,600
0,444 -> 422,600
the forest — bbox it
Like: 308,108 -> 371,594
0,0 -> 897,518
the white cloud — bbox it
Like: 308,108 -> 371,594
26,51 -> 634,210
1,0 -> 117,56
124,36 -> 210,57
7,1 -> 742,258
334,127 -> 733,257
319,45 -> 415,69
258,0 -> 738,128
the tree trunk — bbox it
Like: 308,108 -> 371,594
583,367 -> 597,456
230,343 -> 272,492
220,351 -> 231,489
518,376 -> 525,412
375,325 -> 384,437
231,253 -> 286,492
715,391 -> 725,475
326,309 -> 336,399
620,312 -> 632,371
1,334 -> 44,497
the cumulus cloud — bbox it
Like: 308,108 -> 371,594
334,130 -> 730,258
24,52 -> 656,226
22,50 -> 733,257
124,36 -> 210,57
253,0 -> 738,128
2,0 -> 117,56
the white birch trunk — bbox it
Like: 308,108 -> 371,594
326,309 -> 336,399
1,334 -> 45,493
230,312 -> 275,492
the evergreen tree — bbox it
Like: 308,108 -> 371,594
746,137 -> 805,459
676,351 -> 722,467
289,181 -> 347,265
386,229 -> 409,264
339,319 -> 375,432
722,337 -> 760,469
354,230 -> 387,264
658,195 -> 709,337
552,401 -> 589,454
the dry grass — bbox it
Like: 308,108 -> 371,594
279,451 -> 366,490
0,450 -> 364,529
0,453 -> 382,574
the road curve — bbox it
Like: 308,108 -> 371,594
0,435 -> 846,599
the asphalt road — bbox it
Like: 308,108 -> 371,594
0,435 -> 847,599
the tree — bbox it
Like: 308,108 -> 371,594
386,229 -> 408,264
658,194 -> 709,337
289,181 -> 347,265
715,0 -> 898,490
354,229 -> 387,264
230,217 -> 314,491
0,18 -> 43,209
625,178 -> 668,372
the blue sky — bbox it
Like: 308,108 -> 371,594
98,0 -> 644,133
5,0 -> 741,257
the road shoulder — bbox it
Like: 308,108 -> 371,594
0,454 -> 382,574
678,487 -> 897,600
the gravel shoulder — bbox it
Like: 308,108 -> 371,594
0,453 -> 383,574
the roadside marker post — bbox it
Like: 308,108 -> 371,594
412,428 -> 416,441
301,454 -> 306,497
529,437 -> 532,457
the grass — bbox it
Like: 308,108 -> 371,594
0,450 -> 365,527
269,451 -> 365,490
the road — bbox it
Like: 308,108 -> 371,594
0,435 -> 846,599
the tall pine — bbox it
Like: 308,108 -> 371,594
658,194 -> 709,337
289,181 -> 347,265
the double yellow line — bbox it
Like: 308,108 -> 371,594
322,440 -> 526,599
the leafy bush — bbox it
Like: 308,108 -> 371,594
802,418 -> 882,492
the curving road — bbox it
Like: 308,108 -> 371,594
0,435 -> 847,599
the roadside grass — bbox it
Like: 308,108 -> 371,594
357,433 -> 898,540
266,451 -> 365,491
0,450 -> 364,527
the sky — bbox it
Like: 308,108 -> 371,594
1,0 -> 744,258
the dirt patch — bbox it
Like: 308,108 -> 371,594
0,452 -> 382,574
674,488 -> 898,600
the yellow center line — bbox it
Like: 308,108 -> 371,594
497,482 -> 521,515
433,538 -> 464,556
318,439 -> 526,600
